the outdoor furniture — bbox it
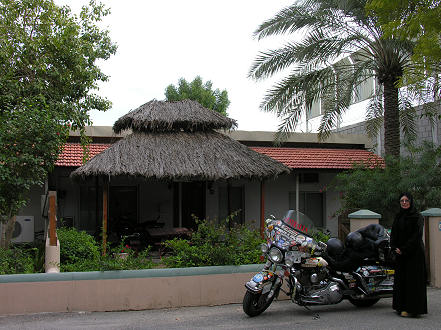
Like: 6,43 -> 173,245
147,227 -> 192,241
147,227 -> 192,258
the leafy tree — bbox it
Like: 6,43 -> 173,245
334,142 -> 441,226
165,76 -> 230,116
249,0 -> 433,158
366,0 -> 441,86
0,0 -> 117,248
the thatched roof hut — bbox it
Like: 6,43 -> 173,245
71,100 -> 289,181
113,99 -> 237,133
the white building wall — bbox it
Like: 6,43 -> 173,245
321,173 -> 342,236
242,172 -> 342,236
17,184 -> 46,236
265,174 -> 296,219
243,180 -> 261,227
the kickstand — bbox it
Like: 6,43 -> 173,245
303,305 -> 320,320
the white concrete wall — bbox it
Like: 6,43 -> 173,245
0,265 -> 263,316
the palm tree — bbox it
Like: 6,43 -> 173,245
249,0 -> 416,158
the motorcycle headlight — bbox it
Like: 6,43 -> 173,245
285,257 -> 294,267
260,243 -> 269,254
269,247 -> 283,263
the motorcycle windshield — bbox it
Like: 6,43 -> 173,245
281,210 -> 315,237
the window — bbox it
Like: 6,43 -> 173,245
299,173 -> 319,183
289,191 -> 324,228
219,185 -> 244,225
79,185 -> 102,234
309,98 -> 321,119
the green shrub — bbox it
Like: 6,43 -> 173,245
310,228 -> 331,244
57,228 -> 154,272
97,242 -> 154,271
334,142 -> 441,226
163,215 -> 264,268
0,245 -> 35,274
57,227 -> 100,272
33,241 -> 46,273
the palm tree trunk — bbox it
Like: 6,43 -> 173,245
383,80 -> 400,158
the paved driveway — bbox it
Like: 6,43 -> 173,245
1,288 -> 440,330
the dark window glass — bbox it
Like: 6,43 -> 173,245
289,191 -> 324,228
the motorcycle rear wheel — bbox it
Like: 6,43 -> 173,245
243,290 -> 275,317
348,297 -> 380,307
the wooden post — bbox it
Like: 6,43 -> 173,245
48,191 -> 57,246
260,180 -> 265,237
45,191 -> 60,273
102,179 -> 108,256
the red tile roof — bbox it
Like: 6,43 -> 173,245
56,143 -> 383,169
56,143 -> 111,167
250,147 -> 383,169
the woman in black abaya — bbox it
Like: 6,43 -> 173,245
390,192 -> 427,317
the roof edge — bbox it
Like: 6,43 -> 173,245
69,127 -> 372,149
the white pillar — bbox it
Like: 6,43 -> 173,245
421,208 -> 441,288
348,209 -> 381,233
296,173 -> 300,222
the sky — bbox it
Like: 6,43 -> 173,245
55,0 -> 296,132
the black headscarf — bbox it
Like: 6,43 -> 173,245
398,192 -> 418,217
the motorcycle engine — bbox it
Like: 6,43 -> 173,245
296,267 -> 329,290
295,267 -> 343,305
300,281 -> 343,305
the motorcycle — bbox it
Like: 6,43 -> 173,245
243,210 -> 394,317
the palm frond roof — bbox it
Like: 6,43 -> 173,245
71,131 -> 289,181
113,99 -> 237,133
72,100 -> 289,181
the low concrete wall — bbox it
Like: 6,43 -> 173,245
0,265 -> 262,316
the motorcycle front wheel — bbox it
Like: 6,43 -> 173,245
242,290 -> 275,317
348,297 -> 380,307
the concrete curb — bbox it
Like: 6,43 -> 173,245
0,264 -> 263,283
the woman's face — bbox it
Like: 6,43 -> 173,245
400,195 -> 411,209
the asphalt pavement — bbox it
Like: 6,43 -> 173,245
1,287 -> 440,330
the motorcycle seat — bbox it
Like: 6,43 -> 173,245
356,224 -> 388,249
361,258 -> 379,266
356,223 -> 384,240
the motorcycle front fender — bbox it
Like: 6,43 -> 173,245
245,270 -> 276,293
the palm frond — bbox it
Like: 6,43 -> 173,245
248,42 -> 303,80
365,95 -> 384,139
399,98 -> 417,145
254,0 -> 367,41
274,109 -> 305,144
318,75 -> 354,140
251,0 -> 415,153
253,4 -> 312,40
318,99 -> 348,140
